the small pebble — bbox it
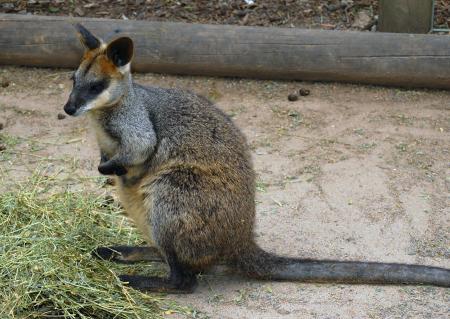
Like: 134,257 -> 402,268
57,113 -> 66,120
288,93 -> 299,101
299,88 -> 310,96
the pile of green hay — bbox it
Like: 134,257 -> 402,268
0,173 -> 166,318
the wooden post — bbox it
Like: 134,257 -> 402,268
378,0 -> 434,33
1,14 -> 450,89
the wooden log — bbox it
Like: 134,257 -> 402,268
1,14 -> 450,89
379,0 -> 434,34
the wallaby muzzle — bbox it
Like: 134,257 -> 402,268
63,101 -> 77,116
63,94 -> 86,116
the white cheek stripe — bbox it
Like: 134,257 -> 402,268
80,89 -> 112,114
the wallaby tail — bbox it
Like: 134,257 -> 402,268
234,243 -> 450,287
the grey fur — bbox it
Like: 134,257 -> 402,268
92,82 -> 157,176
66,27 -> 450,292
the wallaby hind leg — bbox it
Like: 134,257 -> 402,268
119,251 -> 198,293
93,246 -> 163,263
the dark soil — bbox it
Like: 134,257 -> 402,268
435,0 -> 450,29
1,0 -> 448,31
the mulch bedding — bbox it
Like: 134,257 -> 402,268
1,0 -> 448,31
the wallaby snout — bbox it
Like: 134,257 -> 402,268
63,91 -> 88,116
63,97 -> 78,116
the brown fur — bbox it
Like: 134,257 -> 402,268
115,175 -> 154,244
93,86 -> 450,290
80,52 -> 121,79
67,25 -> 450,293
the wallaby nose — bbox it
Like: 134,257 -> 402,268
63,101 -> 77,116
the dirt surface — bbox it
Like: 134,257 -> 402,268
1,0 -> 449,31
1,66 -> 449,318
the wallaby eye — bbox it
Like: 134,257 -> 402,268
89,82 -> 106,95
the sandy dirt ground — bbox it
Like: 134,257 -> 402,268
0,66 -> 449,318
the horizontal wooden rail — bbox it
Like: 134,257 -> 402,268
1,14 -> 450,89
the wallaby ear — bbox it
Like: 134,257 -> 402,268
106,37 -> 134,67
74,23 -> 102,50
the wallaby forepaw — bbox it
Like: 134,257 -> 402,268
114,165 -> 128,176
98,162 -> 115,175
98,161 -> 127,176
100,152 -> 109,164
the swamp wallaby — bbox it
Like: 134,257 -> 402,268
63,24 -> 450,293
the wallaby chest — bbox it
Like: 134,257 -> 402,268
89,112 -> 155,244
88,113 -> 119,158
116,178 -> 155,245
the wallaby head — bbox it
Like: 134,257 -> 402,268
64,24 -> 134,116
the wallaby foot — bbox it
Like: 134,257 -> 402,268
93,246 -> 163,263
119,274 -> 197,293
119,251 -> 198,293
